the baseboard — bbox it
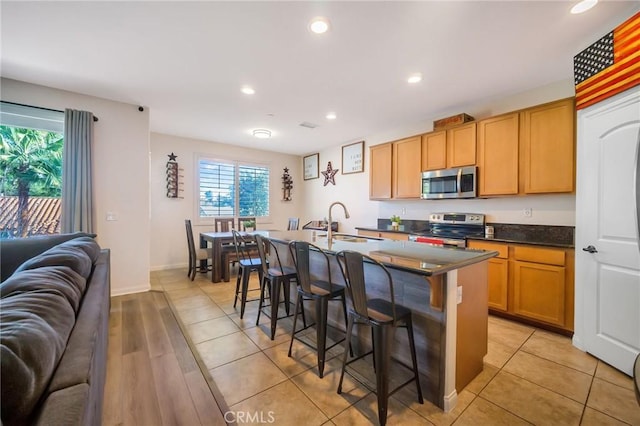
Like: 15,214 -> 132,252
110,284 -> 150,297
443,389 -> 458,412
150,263 -> 187,272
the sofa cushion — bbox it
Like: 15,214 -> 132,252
0,265 -> 86,425
0,232 -> 96,282
14,237 -> 99,280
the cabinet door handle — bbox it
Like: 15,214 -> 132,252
582,245 -> 598,253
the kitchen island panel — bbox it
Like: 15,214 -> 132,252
266,233 -> 492,410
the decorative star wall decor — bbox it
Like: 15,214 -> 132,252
168,152 -> 178,161
321,161 -> 339,186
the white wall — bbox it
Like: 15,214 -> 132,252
302,79 -> 577,232
149,132 -> 303,270
2,78 -> 151,296
2,76 -> 577,293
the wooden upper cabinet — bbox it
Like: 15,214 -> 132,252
446,122 -> 477,167
421,131 -> 447,171
393,136 -> 422,198
521,98 -> 575,193
369,143 -> 392,199
477,112 -> 519,196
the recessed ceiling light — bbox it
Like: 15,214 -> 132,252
252,129 -> 271,139
408,73 -> 423,84
241,86 -> 255,95
326,112 -> 337,120
309,17 -> 330,34
571,0 -> 598,14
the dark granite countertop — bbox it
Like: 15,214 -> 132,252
263,230 -> 498,276
356,222 -> 575,249
468,223 -> 575,248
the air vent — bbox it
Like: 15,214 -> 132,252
299,121 -> 319,129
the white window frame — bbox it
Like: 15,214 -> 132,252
195,154 -> 271,225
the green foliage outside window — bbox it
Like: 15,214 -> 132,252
0,125 -> 63,237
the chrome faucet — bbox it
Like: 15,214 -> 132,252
327,201 -> 350,242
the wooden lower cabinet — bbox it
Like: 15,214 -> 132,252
467,240 -> 574,332
512,260 -> 565,326
487,258 -> 508,311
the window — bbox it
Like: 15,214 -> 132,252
0,102 -> 64,238
198,157 -> 270,219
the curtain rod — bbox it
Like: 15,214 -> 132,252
1,100 -> 99,122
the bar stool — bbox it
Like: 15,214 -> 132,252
254,234 -> 298,340
336,250 -> 423,426
288,240 -> 349,378
232,230 -> 263,318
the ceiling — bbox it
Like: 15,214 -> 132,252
2,1 -> 638,155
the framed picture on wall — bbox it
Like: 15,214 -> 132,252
342,141 -> 364,174
303,153 -> 319,180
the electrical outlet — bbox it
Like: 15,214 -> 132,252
106,212 -> 118,221
523,208 -> 532,217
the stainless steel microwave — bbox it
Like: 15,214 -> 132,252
421,166 -> 477,199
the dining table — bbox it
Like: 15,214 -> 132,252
199,230 -> 270,283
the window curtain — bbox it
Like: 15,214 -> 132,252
61,109 -> 94,233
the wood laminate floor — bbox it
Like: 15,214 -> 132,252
105,267 -> 640,425
102,289 -> 228,426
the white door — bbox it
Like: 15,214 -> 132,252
575,87 -> 640,376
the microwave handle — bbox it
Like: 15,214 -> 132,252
457,168 -> 462,194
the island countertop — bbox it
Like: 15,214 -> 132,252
258,230 -> 498,276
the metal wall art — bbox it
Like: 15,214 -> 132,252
321,161 -> 338,186
282,167 -> 293,201
166,152 -> 183,198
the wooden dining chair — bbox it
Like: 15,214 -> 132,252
215,218 -> 235,232
287,217 -> 299,231
185,219 -> 213,280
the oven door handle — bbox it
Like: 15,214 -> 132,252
457,168 -> 462,194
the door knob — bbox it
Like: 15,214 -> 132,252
582,245 -> 598,253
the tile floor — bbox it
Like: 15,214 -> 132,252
150,268 -> 640,425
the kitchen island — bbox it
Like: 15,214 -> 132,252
260,230 -> 497,411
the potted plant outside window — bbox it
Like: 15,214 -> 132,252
243,220 -> 256,232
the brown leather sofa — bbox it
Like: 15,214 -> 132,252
0,233 -> 110,425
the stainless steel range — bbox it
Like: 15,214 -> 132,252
408,212 -> 485,247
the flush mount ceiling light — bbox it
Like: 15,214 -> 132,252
407,73 -> 423,84
326,112 -> 337,120
241,86 -> 255,95
252,129 -> 271,139
309,17 -> 330,34
571,0 -> 598,14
